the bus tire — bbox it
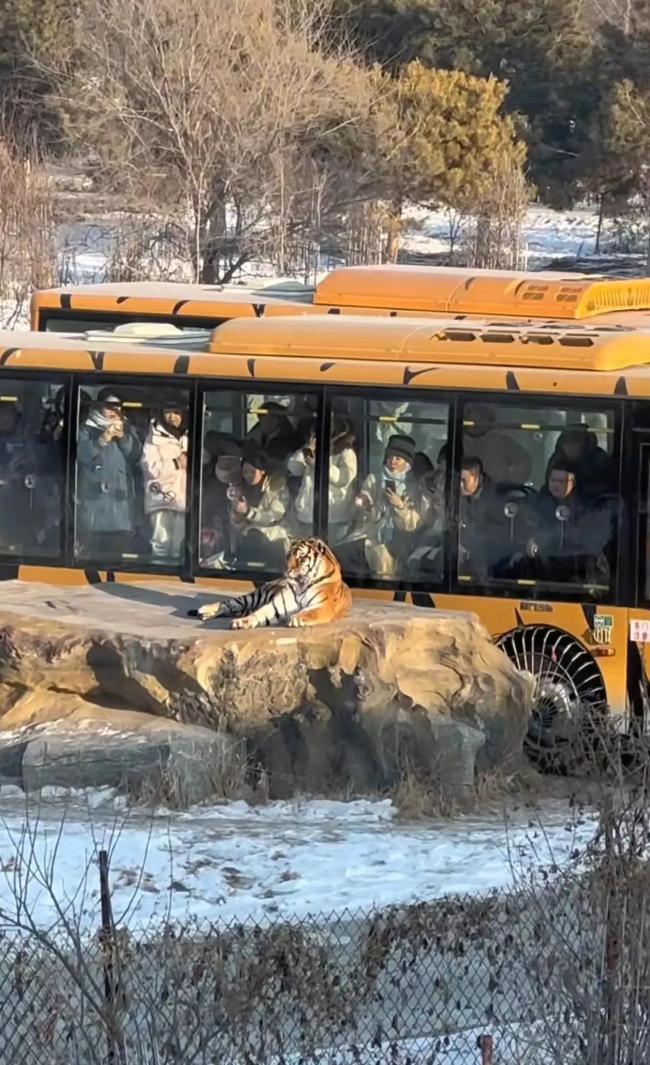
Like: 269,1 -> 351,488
496,625 -> 607,772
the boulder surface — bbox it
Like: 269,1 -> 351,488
0,581 -> 531,799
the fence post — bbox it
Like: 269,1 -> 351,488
99,848 -> 124,1065
477,1033 -> 493,1065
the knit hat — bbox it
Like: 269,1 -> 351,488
385,434 -> 416,465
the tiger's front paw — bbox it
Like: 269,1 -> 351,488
231,616 -> 257,630
287,615 -> 305,628
189,603 -> 222,621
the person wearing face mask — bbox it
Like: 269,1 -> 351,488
230,446 -> 291,569
353,434 -> 427,578
76,389 -> 142,559
141,401 -> 188,562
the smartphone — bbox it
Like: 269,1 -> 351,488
385,479 -> 396,493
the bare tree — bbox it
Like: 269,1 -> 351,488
0,134 -> 55,326
48,0 -> 393,284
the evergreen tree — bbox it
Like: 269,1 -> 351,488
0,0 -> 76,149
384,62 -> 526,258
334,0 -> 598,204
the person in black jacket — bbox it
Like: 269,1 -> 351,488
458,456 -> 510,580
523,462 -> 612,585
545,426 -> 616,500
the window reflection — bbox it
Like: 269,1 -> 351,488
458,402 -> 620,593
74,384 -> 189,565
199,390 -> 317,572
332,396 -> 450,582
0,381 -> 67,558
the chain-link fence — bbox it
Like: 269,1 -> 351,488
0,847 -> 636,1065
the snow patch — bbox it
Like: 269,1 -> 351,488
0,794 -> 595,931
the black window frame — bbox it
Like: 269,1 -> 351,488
325,383 -> 457,595
70,372 -> 197,576
0,368 -> 73,571
194,379 -> 326,583
0,365 -> 634,610
452,390 -> 627,605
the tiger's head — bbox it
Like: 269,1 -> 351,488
286,537 -> 341,583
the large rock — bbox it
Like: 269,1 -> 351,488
0,581 -> 532,799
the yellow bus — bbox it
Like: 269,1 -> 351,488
31,267 -> 650,337
1,316 -> 650,755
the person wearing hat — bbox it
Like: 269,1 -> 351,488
352,434 -> 427,578
76,388 -> 142,559
141,399 -> 189,562
230,444 -> 291,569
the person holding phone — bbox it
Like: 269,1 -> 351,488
76,389 -> 142,559
229,446 -> 292,569
288,416 -> 357,543
352,434 -> 427,578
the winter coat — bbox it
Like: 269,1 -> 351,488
545,431 -> 617,500
355,471 -> 427,559
141,420 -> 188,515
234,472 -> 292,547
288,446 -> 357,525
76,425 -> 142,534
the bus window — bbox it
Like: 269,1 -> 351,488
458,399 -> 620,594
74,383 -> 190,566
0,379 -> 67,560
199,389 -> 318,573
332,394 -> 450,583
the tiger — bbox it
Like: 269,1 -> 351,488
187,537 -> 352,630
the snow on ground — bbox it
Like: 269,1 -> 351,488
279,1023 -> 546,1064
401,202 -> 604,266
0,790 -> 595,931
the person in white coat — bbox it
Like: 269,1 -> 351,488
141,401 -> 188,561
288,416 -> 357,543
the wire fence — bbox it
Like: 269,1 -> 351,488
0,849 -> 629,1064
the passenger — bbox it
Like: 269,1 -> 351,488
246,401 -> 297,464
199,434 -> 243,567
406,444 -> 448,579
524,463 -> 611,583
32,387 -> 67,551
458,456 -> 508,579
230,446 -> 292,569
546,426 -> 616,500
76,390 -> 143,559
289,416 -> 358,543
0,403 -> 30,551
463,403 -> 531,485
141,401 -> 188,561
353,434 -> 426,578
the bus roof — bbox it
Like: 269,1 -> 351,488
206,314 -> 650,372
313,265 -> 650,320
34,266 -> 650,324
31,281 -> 314,321
4,322 -> 650,399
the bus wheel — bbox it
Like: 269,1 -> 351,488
496,626 -> 607,769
